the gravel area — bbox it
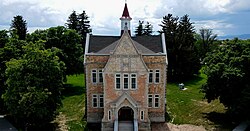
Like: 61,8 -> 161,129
151,122 -> 206,131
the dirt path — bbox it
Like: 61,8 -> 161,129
151,122 -> 206,131
55,112 -> 68,131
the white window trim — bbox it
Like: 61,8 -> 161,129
98,69 -> 103,83
115,73 -> 138,90
140,110 -> 144,120
91,69 -> 97,84
115,73 -> 121,90
155,69 -> 160,84
154,94 -> 160,108
99,94 -> 104,108
148,70 -> 153,83
92,94 -> 98,108
108,110 -> 112,121
92,94 -> 104,108
130,73 -> 137,90
123,73 -> 129,90
148,94 -> 153,108
91,69 -> 103,84
148,94 -> 160,108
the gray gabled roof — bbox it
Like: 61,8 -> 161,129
87,35 -> 164,54
97,39 -> 155,54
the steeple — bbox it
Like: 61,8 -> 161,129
120,2 -> 132,36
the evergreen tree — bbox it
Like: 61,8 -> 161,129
160,14 -> 200,81
66,10 -> 91,51
10,15 -> 27,40
143,22 -> 153,36
66,10 -> 78,31
78,11 -> 91,44
135,21 -> 153,36
160,14 -> 179,81
177,15 -> 200,80
135,20 -> 144,36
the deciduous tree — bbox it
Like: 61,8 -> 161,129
202,40 -> 250,121
2,42 -> 66,129
195,28 -> 217,60
45,26 -> 83,75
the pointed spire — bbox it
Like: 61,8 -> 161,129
121,3 -> 131,19
120,1 -> 132,36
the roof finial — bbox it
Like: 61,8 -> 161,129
125,0 -> 127,4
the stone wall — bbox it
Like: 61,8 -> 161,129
85,50 -> 167,129
85,55 -> 109,123
143,55 -> 167,122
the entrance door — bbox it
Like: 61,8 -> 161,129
118,106 -> 134,121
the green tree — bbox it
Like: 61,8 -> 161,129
77,11 -> 91,48
176,15 -> 200,80
135,20 -> 144,36
0,30 -> 7,111
66,10 -> 78,30
26,29 -> 47,43
135,21 -> 153,36
0,30 -> 9,48
201,40 -> 250,121
2,42 -> 66,129
10,15 -> 27,40
160,14 -> 179,81
195,28 -> 217,60
0,38 -> 27,112
45,26 -> 83,75
66,11 -> 91,49
143,21 -> 153,36
160,14 -> 200,81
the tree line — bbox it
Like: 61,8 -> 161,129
0,10 -> 249,129
0,10 -> 91,130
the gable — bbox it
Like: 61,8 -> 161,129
103,31 -> 148,73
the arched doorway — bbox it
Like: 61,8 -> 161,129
118,106 -> 134,121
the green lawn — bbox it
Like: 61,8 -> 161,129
167,73 -> 233,130
57,74 -> 87,131
57,73 -> 233,130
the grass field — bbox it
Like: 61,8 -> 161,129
57,74 -> 87,131
57,73 -> 233,130
167,73 -> 234,130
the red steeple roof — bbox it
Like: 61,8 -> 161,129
121,3 -> 131,19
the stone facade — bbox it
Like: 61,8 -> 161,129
84,3 -> 167,131
84,31 -> 167,131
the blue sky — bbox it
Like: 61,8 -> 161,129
0,0 -> 250,36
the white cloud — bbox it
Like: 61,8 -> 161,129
194,20 -> 234,36
0,0 -> 250,36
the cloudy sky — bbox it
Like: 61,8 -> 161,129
1,0 -> 250,36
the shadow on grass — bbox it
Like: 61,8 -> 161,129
61,84 -> 85,97
165,112 -> 172,122
169,74 -> 204,85
5,115 -> 59,131
185,74 -> 204,84
203,112 -> 235,130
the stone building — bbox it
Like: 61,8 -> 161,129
84,3 -> 168,131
